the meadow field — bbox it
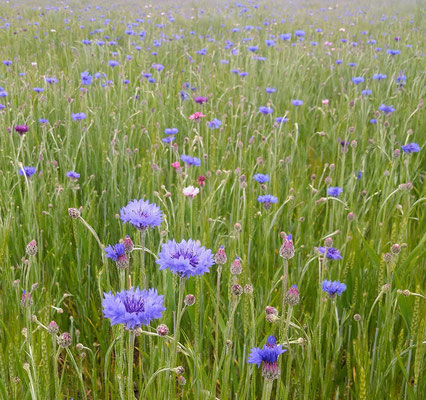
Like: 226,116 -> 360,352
0,0 -> 424,399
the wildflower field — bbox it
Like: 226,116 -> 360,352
0,0 -> 425,399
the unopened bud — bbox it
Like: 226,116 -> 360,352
231,284 -> 243,296
230,257 -> 242,275
68,208 -> 80,218
156,324 -> 169,336
184,294 -> 195,306
215,246 -> 227,265
26,240 -> 37,256
57,332 -> 72,348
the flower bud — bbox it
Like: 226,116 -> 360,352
285,285 -> 300,306
391,244 -> 401,254
215,246 -> 227,265
347,212 -> 355,221
68,208 -> 80,218
184,294 -> 195,306
122,235 -> 134,253
26,240 -> 37,256
353,314 -> 361,321
156,324 -> 169,336
230,257 -> 242,275
175,366 -> 185,375
279,234 -> 294,259
178,376 -> 186,386
57,332 -> 72,348
231,284 -> 243,296
244,284 -> 253,295
324,237 -> 333,247
48,321 -> 59,335
20,291 -> 33,308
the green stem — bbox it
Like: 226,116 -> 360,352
280,258 -> 289,342
52,339 -> 61,400
168,277 -> 186,399
139,229 -> 147,289
262,379 -> 274,400
214,266 -> 222,362
127,330 -> 136,400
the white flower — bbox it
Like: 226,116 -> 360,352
182,186 -> 199,198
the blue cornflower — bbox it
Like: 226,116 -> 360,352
291,99 -> 303,106
164,128 -> 178,135
104,243 -> 126,263
396,75 -> 406,85
72,112 -> 86,121
401,143 -> 420,154
370,119 -> 377,124
348,63 -> 356,67
257,195 -> 278,209
102,287 -> 165,329
180,154 -> 201,166
373,73 -> 387,81
275,117 -> 289,124
248,46 -> 259,52
248,335 -> 286,380
81,71 -> 92,85
318,247 -> 343,260
356,171 -> 362,180
33,88 -> 44,93
327,187 -> 343,197
180,90 -> 189,101
19,166 -> 36,177
280,33 -> 291,40
259,106 -> 273,114
265,40 -> 275,47
253,174 -> 269,183
336,60 -> 342,65
156,239 -> 215,278
322,280 -> 346,298
152,63 -> 164,71
352,77 -> 364,85
39,118 -> 49,124
45,77 -> 58,84
208,118 -> 222,129
2,60 -> 12,66
162,136 -> 175,143
387,49 -> 400,56
379,104 -> 395,114
294,30 -> 305,37
361,89 -> 372,96
108,60 -> 119,67
66,171 -> 80,179
120,199 -> 163,230
266,87 -> 276,93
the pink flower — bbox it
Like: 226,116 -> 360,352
322,99 -> 329,106
189,112 -> 206,121
172,162 -> 181,169
182,185 -> 199,198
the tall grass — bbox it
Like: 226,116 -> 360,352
0,0 -> 424,399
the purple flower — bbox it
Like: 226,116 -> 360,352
208,118 -> 222,129
379,104 -> 395,114
39,119 -> 49,124
164,128 -> 178,135
253,174 -> 269,183
81,71 -> 93,85
102,287 -> 165,329
352,77 -> 364,85
387,49 -> 400,56
322,280 -> 346,298
266,87 -> 276,93
19,166 -> 36,177
45,77 -> 58,84
373,73 -> 387,81
105,243 -> 126,262
257,194 -> 278,203
318,247 -> 343,260
180,154 -> 201,166
370,119 -> 377,124
15,125 -> 29,135
33,87 -> 44,93
248,335 -> 286,380
275,117 -> 289,124
72,112 -> 86,121
108,60 -> 119,67
327,187 -> 343,197
120,199 -> 163,230
362,89 -> 372,96
156,239 -> 215,278
291,99 -> 303,106
401,143 -> 420,154
194,96 -> 208,104
162,136 -> 175,143
259,106 -> 273,114
66,171 -> 80,179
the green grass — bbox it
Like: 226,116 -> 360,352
0,0 -> 424,399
